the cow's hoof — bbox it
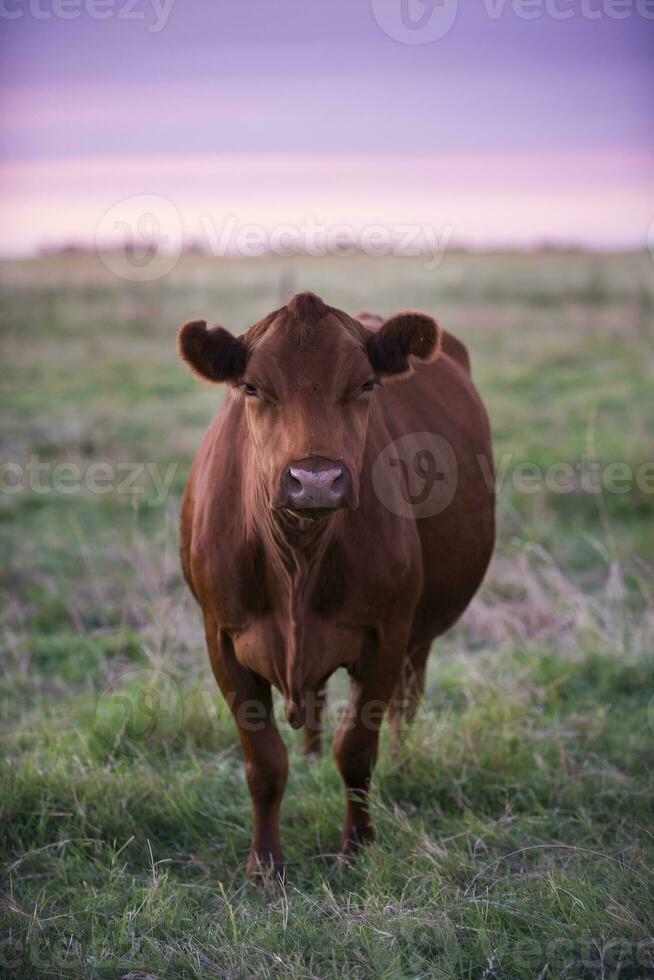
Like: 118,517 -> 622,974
338,823 -> 375,859
246,853 -> 286,887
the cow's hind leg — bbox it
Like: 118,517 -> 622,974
388,640 -> 431,747
205,622 -> 288,881
303,684 -> 326,757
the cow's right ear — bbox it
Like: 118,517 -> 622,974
177,320 -> 247,384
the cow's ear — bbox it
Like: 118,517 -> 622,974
366,311 -> 441,381
177,320 -> 247,384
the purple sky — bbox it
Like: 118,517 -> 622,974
1,0 -> 653,253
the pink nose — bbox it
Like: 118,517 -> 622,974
277,456 -> 354,512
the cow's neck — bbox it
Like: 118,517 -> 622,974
259,499 -> 338,590
242,471 -> 346,712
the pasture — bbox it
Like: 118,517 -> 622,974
1,251 -> 653,978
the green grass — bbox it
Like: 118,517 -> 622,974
1,251 -> 653,978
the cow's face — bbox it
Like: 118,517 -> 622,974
178,292 -> 440,519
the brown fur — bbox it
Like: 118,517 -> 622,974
236,537 -> 270,616
286,290 -> 330,324
310,538 -> 349,616
178,293 -> 495,878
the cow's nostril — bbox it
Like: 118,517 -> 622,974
331,470 -> 345,494
288,473 -> 303,494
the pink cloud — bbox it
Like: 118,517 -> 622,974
1,150 -> 652,254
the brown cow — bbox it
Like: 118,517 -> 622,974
177,292 -> 494,878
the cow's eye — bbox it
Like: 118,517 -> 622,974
361,380 -> 375,393
244,383 -> 258,397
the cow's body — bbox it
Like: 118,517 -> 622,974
179,293 -> 494,877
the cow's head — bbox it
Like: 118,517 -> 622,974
178,292 -> 440,519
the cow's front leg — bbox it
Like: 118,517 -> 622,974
332,646 -> 400,855
205,624 -> 288,880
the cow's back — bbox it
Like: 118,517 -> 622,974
372,334 -> 494,642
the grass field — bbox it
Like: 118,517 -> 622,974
1,251 -> 653,979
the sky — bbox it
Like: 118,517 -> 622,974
0,0 -> 653,254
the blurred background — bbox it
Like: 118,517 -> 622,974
1,3 -> 654,977
1,0 -> 653,252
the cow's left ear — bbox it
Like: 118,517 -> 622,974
177,320 -> 247,384
366,311 -> 441,381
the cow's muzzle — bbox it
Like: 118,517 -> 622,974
276,456 -> 355,515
